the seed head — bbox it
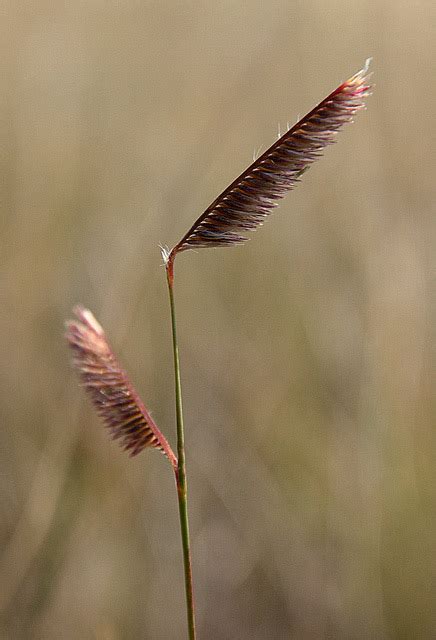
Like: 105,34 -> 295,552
65,306 -> 176,467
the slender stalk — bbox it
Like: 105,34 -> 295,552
166,258 -> 196,640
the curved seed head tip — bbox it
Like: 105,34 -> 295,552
169,60 -> 372,258
65,307 -> 177,468
72,304 -> 104,335
361,57 -> 373,76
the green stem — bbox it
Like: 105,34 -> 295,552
166,259 -> 196,640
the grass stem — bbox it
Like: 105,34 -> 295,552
166,259 -> 196,640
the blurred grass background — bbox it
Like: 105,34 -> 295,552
0,1 -> 434,638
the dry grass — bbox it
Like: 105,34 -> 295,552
0,2 -> 434,638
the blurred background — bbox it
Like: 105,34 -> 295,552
0,1 -> 434,638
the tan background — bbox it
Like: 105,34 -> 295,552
0,1 -> 434,638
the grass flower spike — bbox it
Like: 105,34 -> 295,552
66,306 -> 177,469
167,59 -> 372,264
